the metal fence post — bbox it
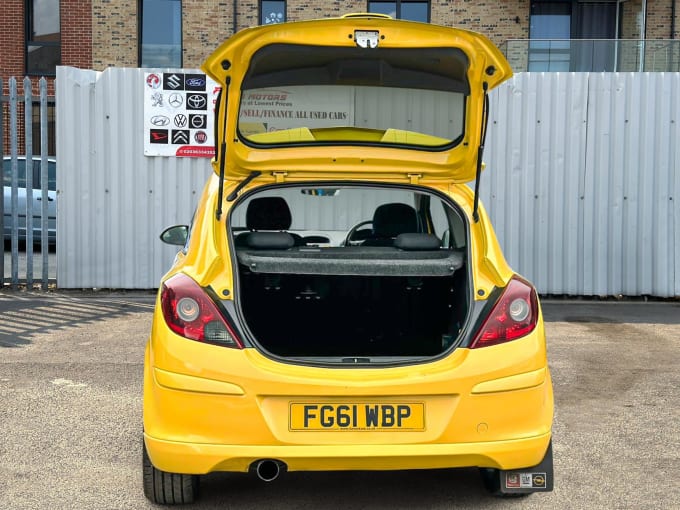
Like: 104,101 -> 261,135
24,77 -> 34,287
9,77 -> 19,288
40,78 -> 49,289
0,77 -> 4,287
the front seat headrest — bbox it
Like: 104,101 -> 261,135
246,197 -> 292,230
372,203 -> 418,238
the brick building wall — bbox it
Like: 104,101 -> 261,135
62,0 -> 93,71
646,0 -> 676,39
0,0 -> 27,95
1,0 -> 89,155
182,0 -> 234,68
92,0 -> 137,68
445,0 -> 528,45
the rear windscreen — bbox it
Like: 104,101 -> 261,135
238,44 -> 469,149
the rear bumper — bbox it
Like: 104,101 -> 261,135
144,431 -> 552,474
144,316 -> 554,476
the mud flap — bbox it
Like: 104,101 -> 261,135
481,441 -> 554,496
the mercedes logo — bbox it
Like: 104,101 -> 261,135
168,93 -> 183,108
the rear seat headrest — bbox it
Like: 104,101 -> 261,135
246,232 -> 295,250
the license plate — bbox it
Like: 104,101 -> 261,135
289,402 -> 425,431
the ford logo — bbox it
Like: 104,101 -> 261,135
186,78 -> 206,87
150,115 -> 170,126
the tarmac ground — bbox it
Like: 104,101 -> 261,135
0,291 -> 678,510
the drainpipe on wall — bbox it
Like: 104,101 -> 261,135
614,0 -> 620,71
233,0 -> 238,36
639,0 -> 647,71
671,0 -> 676,39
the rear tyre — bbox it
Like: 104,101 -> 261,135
143,439 -> 199,505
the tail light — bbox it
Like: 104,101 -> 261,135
470,275 -> 539,349
161,273 -> 242,348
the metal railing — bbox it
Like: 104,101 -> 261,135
1,77 -> 55,289
502,39 -> 680,72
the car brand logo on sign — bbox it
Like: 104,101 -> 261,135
186,94 -> 207,110
164,73 -> 184,90
150,92 -> 163,107
149,129 -> 169,144
185,74 -> 206,91
190,114 -> 207,129
150,115 -> 170,127
168,93 -> 184,108
172,130 -> 190,145
146,74 -> 161,89
144,72 -> 218,157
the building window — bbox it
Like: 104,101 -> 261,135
261,1 -> 286,25
26,0 -> 61,76
529,0 -> 621,71
368,1 -> 429,22
529,1 -> 571,71
140,0 -> 182,68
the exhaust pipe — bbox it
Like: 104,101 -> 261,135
253,459 -> 286,482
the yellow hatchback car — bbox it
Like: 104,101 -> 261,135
143,13 -> 554,505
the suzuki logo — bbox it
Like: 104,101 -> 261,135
166,74 -> 182,89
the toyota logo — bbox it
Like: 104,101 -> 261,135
168,93 -> 184,108
187,94 -> 207,109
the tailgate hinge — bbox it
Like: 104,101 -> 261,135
408,173 -> 422,184
272,171 -> 287,183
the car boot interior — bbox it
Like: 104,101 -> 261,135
230,184 -> 470,361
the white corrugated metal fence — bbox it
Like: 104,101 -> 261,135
56,67 -> 679,295
483,72 -> 679,297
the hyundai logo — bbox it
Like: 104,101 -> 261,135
150,115 -> 170,127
